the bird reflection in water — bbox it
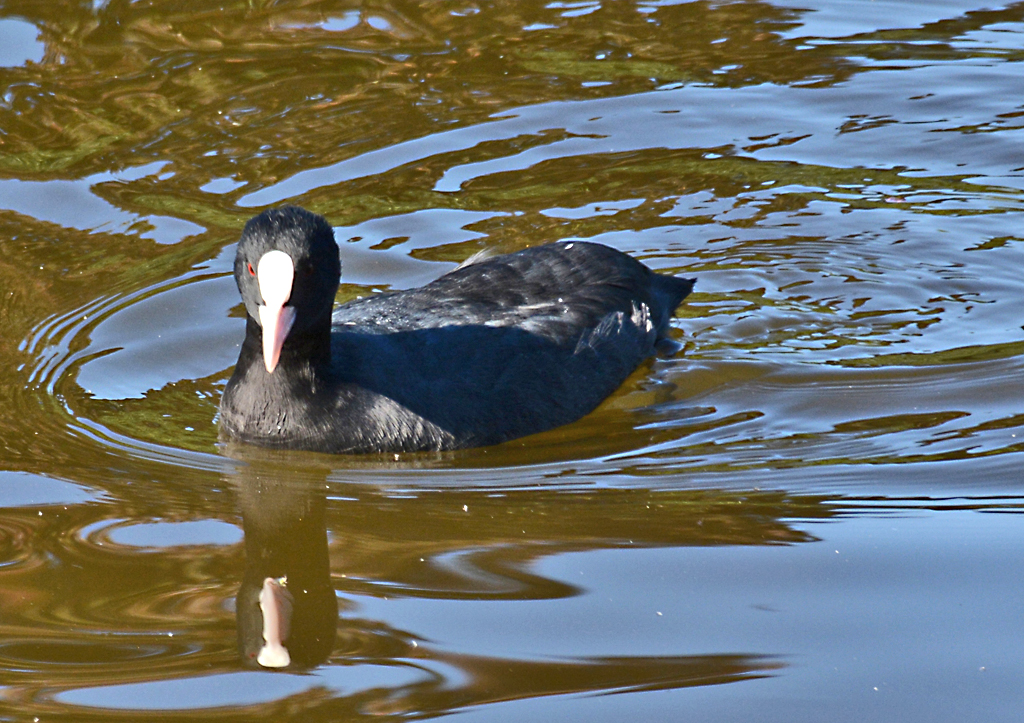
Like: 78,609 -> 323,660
231,450 -> 336,669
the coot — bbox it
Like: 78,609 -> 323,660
219,206 -> 695,453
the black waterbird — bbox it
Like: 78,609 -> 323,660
220,206 -> 695,453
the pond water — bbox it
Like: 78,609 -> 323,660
1,0 -> 1023,720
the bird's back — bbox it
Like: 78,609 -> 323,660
328,242 -> 694,449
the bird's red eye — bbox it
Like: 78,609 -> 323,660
247,262 -> 255,276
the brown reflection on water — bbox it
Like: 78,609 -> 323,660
0,504 -> 238,702
0,442 -> 838,716
1,0 -> 850,182
357,651 -> 782,719
325,483 -> 823,600
6,0 -> 1015,189
216,450 -> 807,715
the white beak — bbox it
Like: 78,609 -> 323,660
256,250 -> 296,374
257,576 -> 294,668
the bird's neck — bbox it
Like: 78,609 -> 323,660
220,318 -> 335,444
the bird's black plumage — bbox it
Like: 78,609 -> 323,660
219,206 -> 695,453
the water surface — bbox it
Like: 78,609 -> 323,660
1,0 -> 1023,720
